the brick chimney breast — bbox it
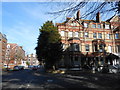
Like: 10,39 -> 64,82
96,12 -> 101,23
76,10 -> 80,20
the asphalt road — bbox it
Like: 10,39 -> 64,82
2,68 -> 120,90
2,68 -> 86,89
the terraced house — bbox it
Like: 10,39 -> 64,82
57,11 -> 120,69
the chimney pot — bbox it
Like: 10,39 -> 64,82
76,10 -> 80,20
96,12 -> 101,22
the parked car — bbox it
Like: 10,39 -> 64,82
13,66 -> 19,71
18,66 -> 24,70
37,65 -> 41,69
28,65 -> 34,69
32,66 -> 38,70
3,65 -> 10,68
114,64 -> 120,69
109,65 -> 120,73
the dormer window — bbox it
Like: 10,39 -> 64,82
97,24 -> 101,28
105,24 -> 110,29
73,23 -> 77,26
71,22 -> 77,26
92,24 -> 96,28
84,23 -> 88,27
7,44 -> 10,48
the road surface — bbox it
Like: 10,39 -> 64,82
2,68 -> 120,90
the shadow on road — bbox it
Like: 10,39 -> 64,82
2,69 -> 120,90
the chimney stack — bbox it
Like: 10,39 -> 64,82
20,46 -> 23,49
76,10 -> 80,20
96,12 -> 101,22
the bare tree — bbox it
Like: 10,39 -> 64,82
48,0 -> 120,20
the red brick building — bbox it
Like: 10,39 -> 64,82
5,43 -> 25,68
56,11 -> 120,68
0,32 -> 7,68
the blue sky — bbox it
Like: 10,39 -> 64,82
2,2 -> 66,55
1,2 -> 115,55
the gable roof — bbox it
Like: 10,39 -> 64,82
106,15 -> 120,22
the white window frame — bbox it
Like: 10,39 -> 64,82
93,33 -> 97,38
84,32 -> 89,37
7,44 -> 10,48
98,33 -> 102,39
68,31 -> 73,37
92,24 -> 96,28
105,24 -> 110,29
108,46 -> 112,53
74,32 -> 79,37
60,31 -> 65,37
106,34 -> 110,39
97,24 -> 101,28
84,23 -> 88,27
71,22 -> 76,26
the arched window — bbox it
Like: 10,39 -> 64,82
7,44 -> 10,48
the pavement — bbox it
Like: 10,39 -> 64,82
2,68 -> 120,90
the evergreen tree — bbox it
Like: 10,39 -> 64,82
35,21 -> 63,70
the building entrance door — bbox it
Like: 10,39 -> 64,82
74,57 -> 79,67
